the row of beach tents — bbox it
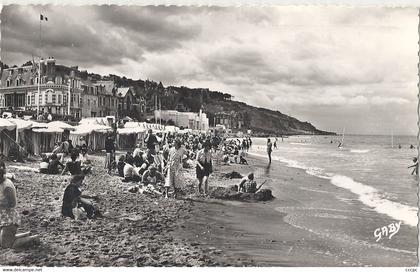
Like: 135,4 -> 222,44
0,117 -> 184,156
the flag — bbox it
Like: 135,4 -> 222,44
40,14 -> 48,21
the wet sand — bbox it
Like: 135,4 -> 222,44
176,155 -> 417,266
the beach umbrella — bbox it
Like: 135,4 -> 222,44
0,119 -> 16,130
47,121 -> 75,131
32,126 -> 64,133
8,118 -> 33,131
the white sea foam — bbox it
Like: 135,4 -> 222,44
330,175 -> 417,227
249,151 -> 418,226
350,149 -> 370,153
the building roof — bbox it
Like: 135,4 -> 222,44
96,80 -> 115,95
117,87 -> 130,97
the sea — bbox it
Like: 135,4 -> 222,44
248,135 -> 418,227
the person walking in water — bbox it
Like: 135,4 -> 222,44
267,138 -> 273,164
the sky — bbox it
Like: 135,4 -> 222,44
1,5 -> 418,135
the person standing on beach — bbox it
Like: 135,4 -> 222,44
0,160 -> 40,248
144,129 -> 159,162
274,138 -> 278,149
196,140 -> 213,196
105,134 -> 116,174
267,138 -> 273,164
164,139 -> 184,199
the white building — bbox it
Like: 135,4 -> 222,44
155,110 -> 209,131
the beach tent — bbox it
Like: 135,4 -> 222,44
117,124 -> 147,150
8,118 -> 36,154
31,121 -> 74,155
0,119 -> 17,156
69,123 -> 112,151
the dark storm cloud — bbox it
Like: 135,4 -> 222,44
1,5 -> 417,135
1,5 -> 202,67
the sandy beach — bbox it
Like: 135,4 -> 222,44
0,152 -> 416,267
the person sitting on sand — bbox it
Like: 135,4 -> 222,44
52,142 -> 63,154
62,152 -> 90,176
0,160 -> 40,248
48,153 -> 64,175
408,157 -> 419,176
133,144 -> 142,158
39,156 -> 49,174
123,157 -> 141,182
62,175 -> 99,219
133,150 -> 145,168
141,165 -> 164,185
238,173 -> 266,194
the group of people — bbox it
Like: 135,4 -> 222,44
39,139 -> 92,176
220,138 -> 252,165
0,129 -> 266,250
105,129 -> 218,198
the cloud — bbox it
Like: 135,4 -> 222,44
1,5 -> 417,135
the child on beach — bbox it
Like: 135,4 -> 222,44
238,172 -> 266,194
408,157 -> 418,176
0,160 -> 40,248
48,153 -> 64,174
61,175 -> 99,219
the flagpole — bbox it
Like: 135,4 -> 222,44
37,17 -> 42,117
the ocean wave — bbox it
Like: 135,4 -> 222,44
330,175 -> 417,227
248,151 -> 417,226
350,149 -> 370,153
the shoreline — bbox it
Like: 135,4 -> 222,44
176,154 -> 417,266
0,152 -> 416,266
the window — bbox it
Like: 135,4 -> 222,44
27,95 -> 31,105
58,94 -> 62,104
6,80 -> 10,87
63,94 -> 67,104
31,94 -> 35,105
88,99 -> 90,106
44,93 -> 48,103
79,97 -> 82,106
52,94 -> 56,104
